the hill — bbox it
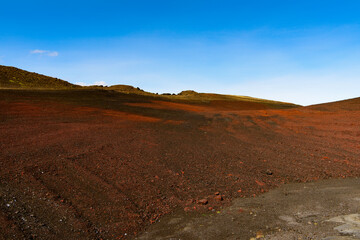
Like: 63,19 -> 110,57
0,70 -> 360,239
0,65 -> 79,89
0,88 -> 359,239
0,65 -> 299,110
173,90 -> 300,109
308,97 -> 360,111
105,84 -> 154,95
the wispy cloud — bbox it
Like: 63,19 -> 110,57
94,81 -> 106,85
75,81 -> 107,86
30,49 -> 58,57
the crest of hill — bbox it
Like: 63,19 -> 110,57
105,85 -> 153,95
308,97 -> 360,111
178,90 -> 199,96
0,65 -> 80,89
176,90 -> 299,109
0,65 -> 299,109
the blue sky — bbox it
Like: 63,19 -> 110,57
1,0 -> 360,105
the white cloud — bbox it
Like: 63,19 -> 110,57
75,81 -> 107,86
75,82 -> 88,86
31,49 -> 46,54
47,51 -> 59,57
94,81 -> 106,86
30,49 -> 58,57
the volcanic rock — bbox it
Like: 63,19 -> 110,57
198,199 -> 208,205
214,195 -> 223,201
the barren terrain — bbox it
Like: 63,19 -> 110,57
0,86 -> 359,239
138,178 -> 360,239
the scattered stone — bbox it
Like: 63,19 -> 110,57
255,180 -> 266,186
214,195 -> 223,201
279,215 -> 299,225
184,207 -> 191,212
198,199 -> 208,205
214,192 -> 220,195
266,169 -> 273,175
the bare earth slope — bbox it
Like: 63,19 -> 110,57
309,97 -> 360,111
0,88 -> 359,239
0,67 -> 359,239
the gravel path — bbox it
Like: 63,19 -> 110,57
138,178 -> 360,240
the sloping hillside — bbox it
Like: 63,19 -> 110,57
0,66 -> 358,239
308,97 -> 360,111
0,65 -> 80,89
0,65 -> 299,109
173,90 -> 300,109
0,88 -> 359,239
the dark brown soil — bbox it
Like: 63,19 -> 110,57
0,89 -> 359,239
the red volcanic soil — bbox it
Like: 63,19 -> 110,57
0,89 -> 359,239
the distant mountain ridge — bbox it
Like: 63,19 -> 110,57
0,65 -> 300,109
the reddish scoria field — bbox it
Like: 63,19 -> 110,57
0,89 -> 359,239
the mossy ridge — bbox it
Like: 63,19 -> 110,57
0,65 -> 80,89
